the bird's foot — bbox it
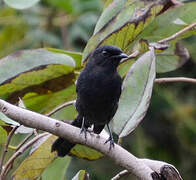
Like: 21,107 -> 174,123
80,127 -> 91,140
104,136 -> 115,150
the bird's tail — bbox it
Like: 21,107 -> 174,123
51,115 -> 82,157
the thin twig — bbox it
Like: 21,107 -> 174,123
158,22 -> 196,43
15,132 -> 34,151
0,126 -> 19,174
155,77 -> 196,84
111,170 -> 129,180
0,133 -> 48,179
45,100 -> 75,117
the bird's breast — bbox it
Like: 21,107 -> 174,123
78,71 -> 121,100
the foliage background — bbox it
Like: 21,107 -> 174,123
0,0 -> 195,179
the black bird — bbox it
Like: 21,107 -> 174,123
51,45 -> 128,157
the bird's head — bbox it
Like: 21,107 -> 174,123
88,45 -> 128,69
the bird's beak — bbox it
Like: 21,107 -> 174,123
119,53 -> 128,59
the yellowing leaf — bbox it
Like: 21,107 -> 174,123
82,0 -> 169,62
13,135 -> 57,180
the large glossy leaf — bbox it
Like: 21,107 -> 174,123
0,49 -> 75,101
4,0 -> 40,9
82,0 -> 171,62
113,48 -> 156,137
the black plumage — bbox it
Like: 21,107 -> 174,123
51,45 -> 128,157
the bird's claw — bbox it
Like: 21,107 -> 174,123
80,127 -> 91,140
104,136 -> 115,150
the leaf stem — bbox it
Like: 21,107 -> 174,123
15,132 -> 34,151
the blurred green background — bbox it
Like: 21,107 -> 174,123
0,0 -> 195,179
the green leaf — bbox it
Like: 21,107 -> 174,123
0,126 -> 8,144
0,120 -> 7,126
70,144 -> 103,160
0,49 -> 75,100
51,104 -> 77,121
4,0 -> 40,9
94,0 -> 127,34
156,42 -> 189,73
118,59 -> 135,77
137,2 -> 196,42
113,48 -> 156,138
72,170 -> 89,180
47,48 -> 82,68
13,135 -> 57,180
82,0 -> 168,62
42,156 -> 71,180
23,85 -> 76,114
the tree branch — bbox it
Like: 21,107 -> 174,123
140,159 -> 182,180
155,77 -> 196,84
112,159 -> 182,180
0,99 -> 182,180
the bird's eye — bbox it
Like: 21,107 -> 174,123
102,50 -> 109,56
